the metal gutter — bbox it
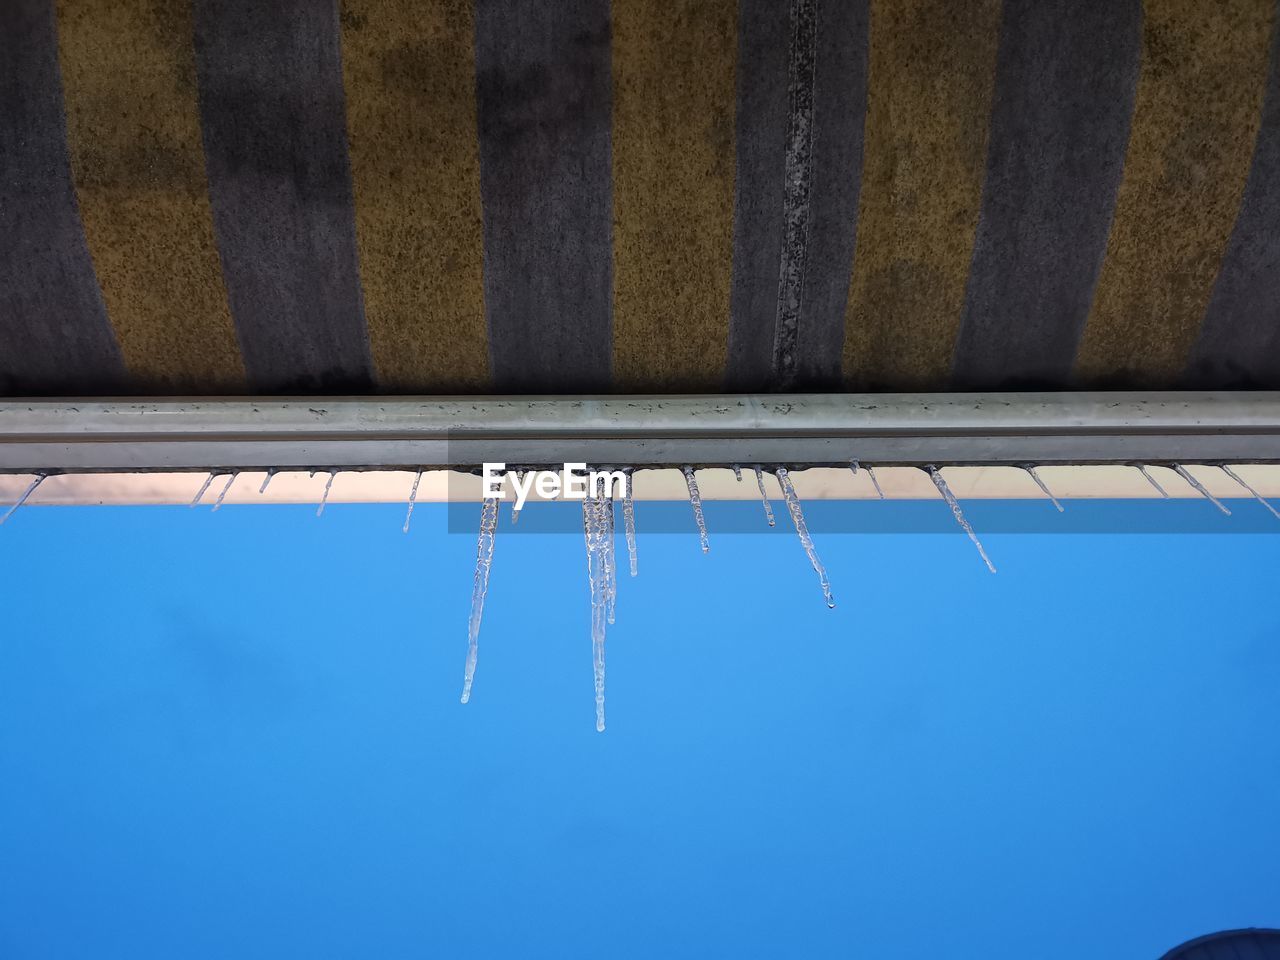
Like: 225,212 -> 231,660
2,392 -> 1280,472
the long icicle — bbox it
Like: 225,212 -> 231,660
622,468 -> 638,576
752,465 -> 776,526
1220,465 -> 1280,520
189,472 -> 215,507
927,466 -> 997,573
316,470 -> 337,517
211,471 -> 238,511
1024,466 -> 1064,512
258,468 -> 276,494
403,469 -> 423,532
604,489 -> 617,625
0,474 -> 45,525
582,495 -> 609,731
1137,464 -> 1170,498
461,496 -> 500,704
684,466 -> 710,552
775,468 -> 835,608
1173,464 -> 1231,515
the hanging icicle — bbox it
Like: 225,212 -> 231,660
211,471 -> 238,511
0,473 -> 46,525
189,472 -> 215,507
582,495 -> 610,731
1137,464 -> 1170,498
591,480 -> 618,626
752,465 -> 776,527
683,466 -> 710,552
1024,466 -> 1064,512
461,496 -> 500,704
622,468 -> 638,577
1220,465 -> 1280,520
316,470 -> 337,517
927,466 -> 997,573
1172,464 -> 1231,516
775,468 -> 835,608
865,465 -> 885,500
733,464 -> 743,482
258,468 -> 276,494
403,469 -> 424,532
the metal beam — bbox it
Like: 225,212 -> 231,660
2,393 -> 1280,471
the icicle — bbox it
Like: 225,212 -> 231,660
865,465 -> 885,500
258,468 -> 276,494
1024,466 -> 1064,512
775,468 -> 835,608
683,466 -> 710,552
752,465 -> 776,527
0,474 -> 45,525
1172,464 -> 1231,516
510,469 -> 526,524
403,469 -> 423,533
461,496 -> 500,704
604,493 -> 617,625
582,495 -> 609,731
622,468 -> 638,577
189,472 -> 215,507
1137,464 -> 1170,498
849,459 -> 859,475
927,466 -> 996,573
315,470 -> 337,517
211,471 -> 238,511
733,464 -> 743,482
1221,465 -> 1280,520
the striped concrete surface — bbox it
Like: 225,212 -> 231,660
4,0 -> 1280,396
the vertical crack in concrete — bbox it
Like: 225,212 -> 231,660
771,0 -> 818,389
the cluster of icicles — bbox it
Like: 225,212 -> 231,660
452,460 -> 1280,732
7,460 -> 1267,732
459,462 -> 998,732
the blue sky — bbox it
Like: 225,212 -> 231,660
1,498 -> 1278,959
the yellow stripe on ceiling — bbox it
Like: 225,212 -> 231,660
1075,0 -> 1273,387
612,0 -> 737,392
339,0 -> 489,392
841,0 -> 1001,390
55,0 -> 245,393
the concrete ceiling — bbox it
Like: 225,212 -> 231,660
3,0 -> 1280,398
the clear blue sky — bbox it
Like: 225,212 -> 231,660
1,498 -> 1278,959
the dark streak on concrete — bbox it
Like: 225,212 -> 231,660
951,0 -> 1142,389
474,0 -> 613,392
192,0 -> 373,393
725,0 -> 788,392
0,0 -> 125,395
793,0 -> 867,389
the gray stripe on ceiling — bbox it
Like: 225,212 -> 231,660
726,0 -> 867,392
770,0 -> 818,390
1187,12 -> 1280,389
192,0 -> 372,393
0,0 -> 125,395
951,0 -> 1141,389
475,0 -> 613,393
725,0 -> 789,392
792,0 -> 867,389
